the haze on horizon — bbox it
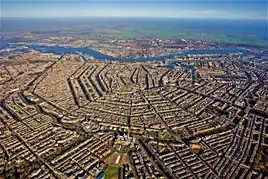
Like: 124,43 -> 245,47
1,0 -> 267,20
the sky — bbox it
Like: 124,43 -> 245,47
1,0 -> 267,20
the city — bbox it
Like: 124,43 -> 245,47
1,0 -> 268,178
0,52 -> 267,178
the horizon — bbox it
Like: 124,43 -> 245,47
2,16 -> 268,21
1,0 -> 267,20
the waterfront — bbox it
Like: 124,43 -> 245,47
0,42 -> 255,62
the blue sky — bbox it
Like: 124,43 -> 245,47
1,0 -> 267,20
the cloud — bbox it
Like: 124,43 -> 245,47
195,10 -> 229,16
1,0 -> 266,20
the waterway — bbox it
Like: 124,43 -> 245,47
96,172 -> 104,179
0,41 -> 257,62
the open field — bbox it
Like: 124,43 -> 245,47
104,152 -> 130,166
2,18 -> 267,47
100,26 -> 268,47
89,19 -> 268,47
104,166 -> 119,179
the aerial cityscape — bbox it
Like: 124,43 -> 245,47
0,0 -> 268,179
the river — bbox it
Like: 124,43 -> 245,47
0,41 -> 257,62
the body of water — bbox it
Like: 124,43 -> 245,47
96,172 -> 104,179
0,42 -> 255,62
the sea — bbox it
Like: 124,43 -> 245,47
1,17 -> 267,41
1,17 -> 267,62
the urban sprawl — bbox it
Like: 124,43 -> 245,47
0,43 -> 268,179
